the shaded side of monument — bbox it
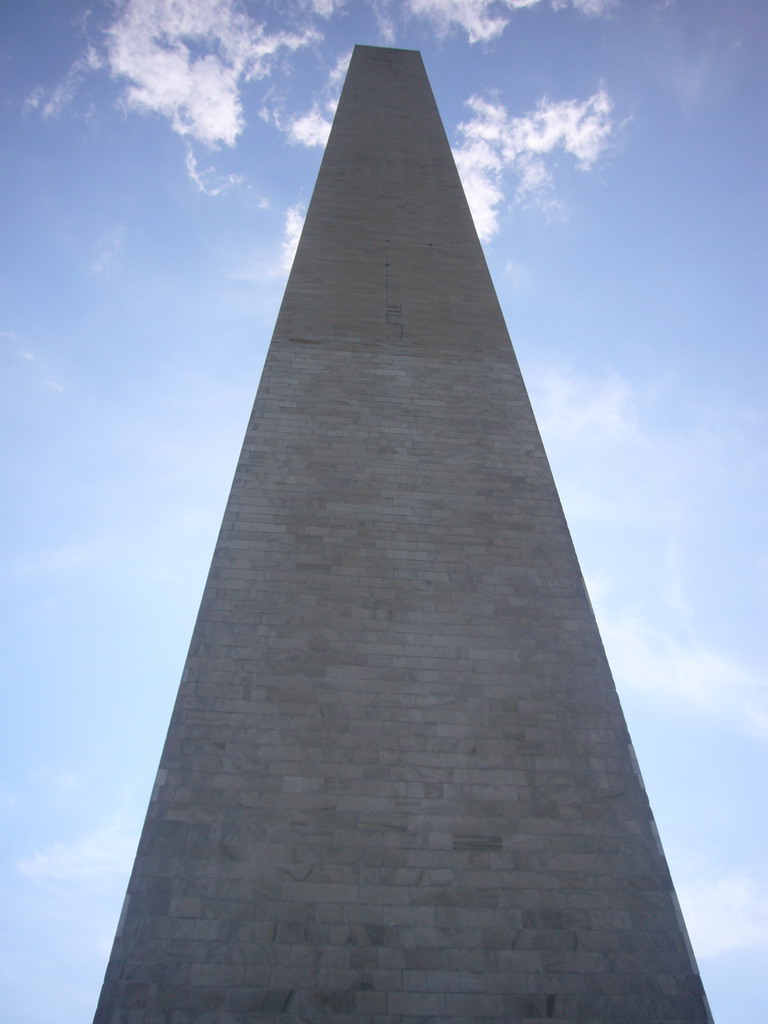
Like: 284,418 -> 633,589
94,46 -> 711,1023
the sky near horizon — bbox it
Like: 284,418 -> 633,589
1,1 -> 766,1022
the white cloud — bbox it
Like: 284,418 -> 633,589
105,0 -> 320,147
651,29 -> 729,114
453,132 -> 505,240
511,90 -> 614,165
287,105 -> 334,146
17,820 -> 136,881
24,46 -> 103,119
90,225 -> 126,275
7,338 -> 67,392
327,48 -> 353,90
454,89 -> 614,238
302,0 -> 346,15
372,3 -> 398,43
599,610 -> 768,740
564,0 -> 618,15
502,259 -> 533,289
30,766 -> 81,798
406,0 -> 616,42
531,366 -> 640,443
407,0 -> 541,43
0,784 -> 20,811
524,364 -> 768,740
270,49 -> 350,148
17,541 -> 107,575
677,868 -> 768,959
185,148 -> 245,193
282,201 -> 307,269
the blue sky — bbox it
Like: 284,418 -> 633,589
1,1 -> 766,1021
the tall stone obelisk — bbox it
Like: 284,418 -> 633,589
94,46 -> 711,1022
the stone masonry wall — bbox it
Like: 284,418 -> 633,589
93,46 -> 710,1024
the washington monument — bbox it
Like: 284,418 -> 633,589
94,45 -> 711,1022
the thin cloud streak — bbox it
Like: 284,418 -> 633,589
25,47 -> 103,119
184,148 -> 245,194
89,225 -> 126,276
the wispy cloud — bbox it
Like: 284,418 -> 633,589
185,148 -> 245,194
527,364 -> 768,740
105,0 -> 320,147
532,365 -> 639,443
303,0 -> 347,16
8,338 -> 67,393
89,225 -> 126,275
599,609 -> 768,740
267,49 -> 350,148
562,0 -> 617,15
17,819 -> 137,881
29,766 -> 81,802
405,0 -> 617,43
677,866 -> 768,959
648,5 -> 744,114
0,784 -> 20,812
407,0 -> 541,43
16,541 -> 111,577
502,259 -> 533,290
282,201 -> 307,269
24,47 -> 103,119
454,89 -> 614,238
